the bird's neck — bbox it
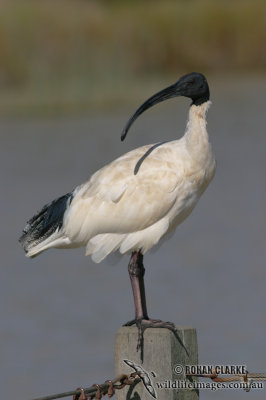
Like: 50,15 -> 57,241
184,101 -> 211,151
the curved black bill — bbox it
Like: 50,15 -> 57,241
121,82 -> 179,141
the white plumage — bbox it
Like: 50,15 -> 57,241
22,100 -> 215,262
19,72 -> 216,349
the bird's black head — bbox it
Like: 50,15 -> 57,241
174,72 -> 209,106
121,72 -> 210,141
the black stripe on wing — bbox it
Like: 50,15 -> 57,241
134,141 -> 168,175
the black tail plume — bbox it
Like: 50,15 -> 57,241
19,192 -> 73,254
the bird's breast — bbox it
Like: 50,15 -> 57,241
167,146 -> 216,229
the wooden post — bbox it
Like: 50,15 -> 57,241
115,326 -> 199,400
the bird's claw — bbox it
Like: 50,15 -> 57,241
123,318 -> 177,359
123,319 -> 138,327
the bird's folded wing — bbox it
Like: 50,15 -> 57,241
68,147 -> 182,234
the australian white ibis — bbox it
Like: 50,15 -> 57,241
19,72 -> 216,351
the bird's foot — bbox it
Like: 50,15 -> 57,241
123,318 -> 177,353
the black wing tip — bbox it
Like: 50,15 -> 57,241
18,229 -> 27,247
18,191 -> 73,253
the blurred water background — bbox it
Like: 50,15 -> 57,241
0,1 -> 265,399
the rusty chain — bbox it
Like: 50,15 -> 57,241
32,369 -> 266,400
32,372 -> 141,400
186,370 -> 266,382
186,370 -> 266,392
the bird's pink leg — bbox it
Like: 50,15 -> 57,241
127,250 -> 148,320
124,250 -> 177,359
